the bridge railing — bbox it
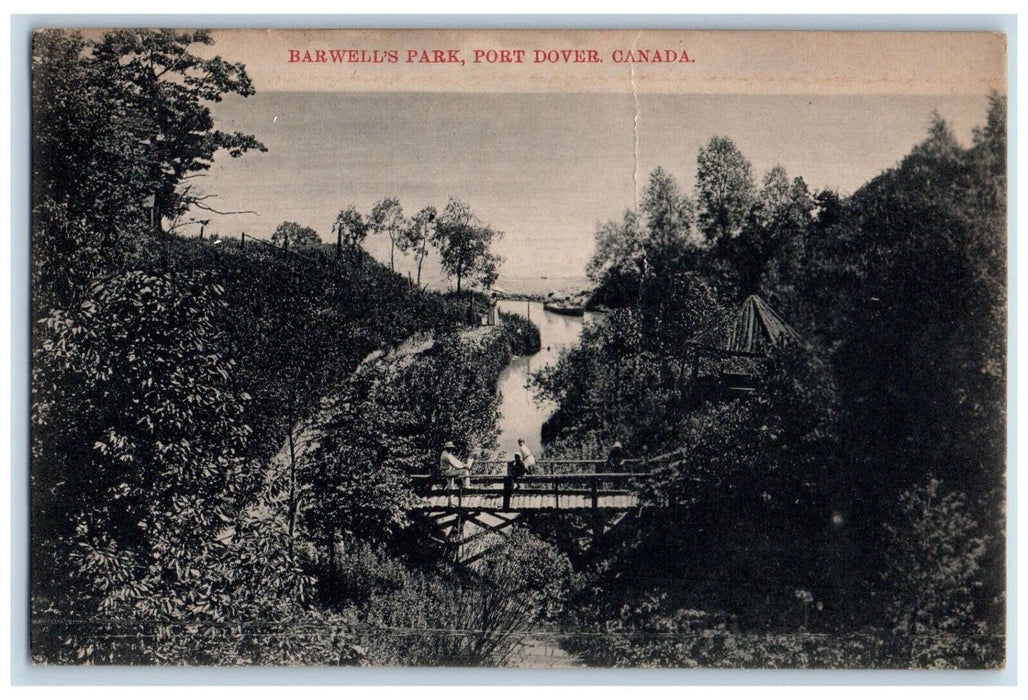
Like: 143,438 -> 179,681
434,452 -> 681,476
410,449 -> 684,509
410,469 -> 649,510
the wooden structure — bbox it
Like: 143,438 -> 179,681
412,472 -> 640,512
411,454 -> 682,565
727,294 -> 800,354
687,294 -> 799,395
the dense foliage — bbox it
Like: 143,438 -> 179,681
270,221 -> 322,250
499,310 -> 543,355
326,531 -> 573,666
30,29 -> 533,666
30,26 -> 1005,669
432,197 -> 504,294
545,96 -> 1006,668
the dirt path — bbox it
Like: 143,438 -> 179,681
510,630 -> 585,668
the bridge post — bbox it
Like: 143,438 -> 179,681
591,510 -> 604,548
591,476 -> 598,510
452,493 -> 465,564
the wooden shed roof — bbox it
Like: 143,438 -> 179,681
726,295 -> 799,354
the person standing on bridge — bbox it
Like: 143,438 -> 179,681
605,441 -> 626,473
505,452 -> 527,492
516,438 -> 538,474
439,440 -> 472,489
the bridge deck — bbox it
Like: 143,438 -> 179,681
416,489 -> 639,511
411,467 -> 663,562
411,470 -> 649,513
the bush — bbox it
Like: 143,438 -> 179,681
883,479 -> 991,637
499,311 -> 541,355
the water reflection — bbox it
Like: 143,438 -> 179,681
493,300 -> 598,459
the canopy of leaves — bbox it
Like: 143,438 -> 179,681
694,136 -> 756,245
432,198 -> 504,293
332,204 -> 370,259
542,98 -> 1006,665
271,221 -> 322,250
883,479 -> 989,637
31,29 -> 266,311
370,197 -> 407,270
88,29 -> 266,228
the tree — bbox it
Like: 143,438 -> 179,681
401,206 -> 437,287
586,209 -> 645,305
32,31 -> 152,311
883,480 -> 988,637
30,271 -> 291,661
32,31 -> 150,237
88,29 -> 267,232
370,197 -> 407,271
432,198 -> 504,295
31,30 -> 266,309
270,222 -> 314,251
756,165 -> 792,229
260,302 -> 350,557
332,205 -> 369,261
641,166 -> 695,255
32,272 -> 257,551
972,91 -> 1006,187
271,221 -> 321,251
727,166 -> 815,297
637,271 -> 724,386
695,136 -> 756,245
587,169 -> 696,308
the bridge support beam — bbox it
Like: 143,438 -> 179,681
591,510 -> 605,548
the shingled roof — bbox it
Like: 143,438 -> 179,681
726,295 -> 800,354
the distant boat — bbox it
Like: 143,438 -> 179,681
543,301 -> 585,317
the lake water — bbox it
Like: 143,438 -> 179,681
493,300 -> 601,461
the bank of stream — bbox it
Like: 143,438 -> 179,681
493,300 -> 601,461
491,300 -> 604,666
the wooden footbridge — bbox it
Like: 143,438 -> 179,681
410,455 -> 679,565
413,471 -> 642,512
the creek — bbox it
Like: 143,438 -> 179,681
493,299 -> 601,460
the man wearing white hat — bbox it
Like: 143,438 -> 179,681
439,440 -> 472,489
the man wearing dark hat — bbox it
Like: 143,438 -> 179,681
439,440 -> 472,489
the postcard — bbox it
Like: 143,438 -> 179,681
27,27 -> 1007,670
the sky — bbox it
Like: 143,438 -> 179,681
185,29 -> 1004,285
198,90 -> 993,282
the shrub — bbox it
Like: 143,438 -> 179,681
499,311 -> 541,355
